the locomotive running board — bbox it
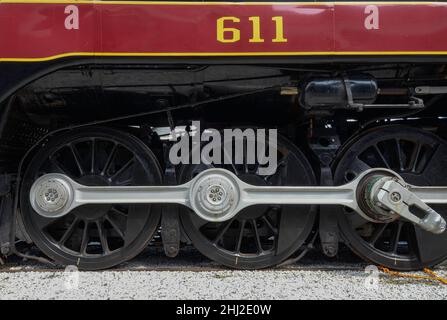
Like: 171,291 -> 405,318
29,168 -> 447,234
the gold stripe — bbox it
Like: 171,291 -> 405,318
3,51 -> 447,62
1,1 -> 446,6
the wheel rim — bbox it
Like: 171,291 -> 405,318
335,125 -> 447,270
20,127 -> 162,270
180,133 -> 316,269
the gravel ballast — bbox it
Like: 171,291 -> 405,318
0,268 -> 446,300
1,248 -> 446,300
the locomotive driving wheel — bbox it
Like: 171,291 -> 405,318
179,133 -> 317,269
20,127 -> 162,270
335,125 -> 447,270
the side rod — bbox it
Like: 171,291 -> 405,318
29,168 -> 447,233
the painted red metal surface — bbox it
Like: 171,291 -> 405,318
334,3 -> 447,52
1,1 -> 447,61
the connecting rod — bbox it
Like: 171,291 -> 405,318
30,168 -> 447,234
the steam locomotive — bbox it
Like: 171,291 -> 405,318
1,0 -> 447,270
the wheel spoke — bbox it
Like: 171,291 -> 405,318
243,137 -> 249,174
90,139 -> 96,174
235,220 -> 246,253
109,157 -> 134,182
96,221 -> 110,254
252,219 -> 263,253
101,143 -> 118,176
48,156 -> 68,175
368,223 -> 388,246
390,221 -> 403,254
111,206 -> 127,217
409,142 -> 422,172
347,157 -> 371,180
80,222 -> 90,254
213,219 -> 234,245
59,218 -> 79,245
69,143 -> 85,176
261,216 -> 278,235
106,214 -> 125,240
395,139 -> 404,171
374,145 -> 390,169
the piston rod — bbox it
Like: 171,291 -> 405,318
29,168 -> 447,233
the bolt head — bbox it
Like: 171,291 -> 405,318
390,191 -> 402,203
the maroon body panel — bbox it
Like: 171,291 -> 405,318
1,1 -> 447,61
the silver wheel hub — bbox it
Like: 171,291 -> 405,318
30,175 -> 73,218
206,185 -> 226,205
189,171 -> 240,222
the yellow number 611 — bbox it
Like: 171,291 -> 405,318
217,16 -> 287,43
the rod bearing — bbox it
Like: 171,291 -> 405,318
189,170 -> 240,222
30,174 -> 74,218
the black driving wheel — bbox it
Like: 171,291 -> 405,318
179,133 -> 317,269
335,125 -> 447,270
20,127 -> 162,270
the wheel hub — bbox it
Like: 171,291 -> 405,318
189,170 -> 240,222
206,185 -> 226,205
356,172 -> 400,223
31,176 -> 72,218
